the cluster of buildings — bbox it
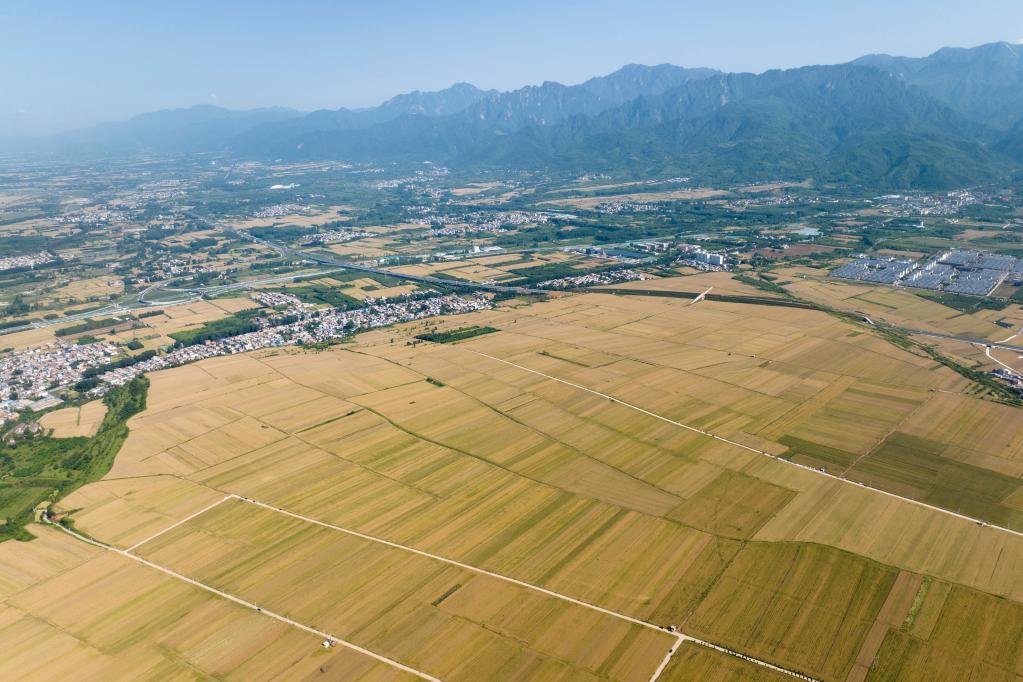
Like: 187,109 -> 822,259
0,251 -> 55,272
632,241 -> 672,253
871,191 -> 979,216
563,246 -> 649,262
594,201 -> 657,214
0,288 -> 492,422
54,207 -> 128,225
535,269 -> 647,290
412,209 -> 576,236
725,194 -> 802,210
832,249 -> 1021,296
991,367 -> 1023,392
831,256 -> 917,285
0,341 -> 118,421
98,294 -> 491,389
676,244 -> 728,270
132,257 -> 217,284
373,167 -> 450,191
301,228 -> 370,245
253,203 -> 310,219
250,291 -> 310,310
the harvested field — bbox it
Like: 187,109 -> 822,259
39,399 -> 107,438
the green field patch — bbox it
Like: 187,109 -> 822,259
0,484 -> 50,521
778,435 -> 859,472
847,432 -> 1023,529
267,282 -> 362,308
0,377 -> 148,541
169,311 -> 261,345
687,542 -> 898,681
666,470 -> 796,539
872,584 -> 1023,681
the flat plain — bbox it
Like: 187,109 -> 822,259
5,289 -> 1023,680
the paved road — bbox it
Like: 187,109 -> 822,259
894,326 -> 1023,354
136,267 -> 352,305
0,267 -> 358,337
466,349 -> 1023,541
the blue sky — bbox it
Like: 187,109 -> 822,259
2,0 -> 1022,135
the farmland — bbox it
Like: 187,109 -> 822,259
5,288 -> 1023,680
38,399 -> 107,438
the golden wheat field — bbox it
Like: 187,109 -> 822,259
5,289 -> 1023,680
38,399 -> 107,438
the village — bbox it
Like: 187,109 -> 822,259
0,292 -> 491,424
0,251 -> 55,272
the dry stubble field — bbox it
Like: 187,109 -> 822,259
3,290 -> 1023,680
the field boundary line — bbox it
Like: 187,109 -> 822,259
467,349 -> 1023,540
239,496 -> 657,628
125,494 -> 234,552
42,516 -> 442,682
237,496 -> 817,681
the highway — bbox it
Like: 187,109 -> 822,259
246,234 -> 550,296
0,267 -> 356,336
892,326 -> 1023,354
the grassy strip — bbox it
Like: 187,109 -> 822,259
415,326 -> 498,344
0,377 -> 148,542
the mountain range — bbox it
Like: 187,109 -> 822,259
9,42 -> 1023,189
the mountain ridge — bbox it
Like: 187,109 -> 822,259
9,42 -> 1023,189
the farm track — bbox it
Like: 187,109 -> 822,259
466,349 -> 1023,541
48,492 -> 817,682
45,514 -> 443,682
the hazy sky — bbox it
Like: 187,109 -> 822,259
3,0 -> 1022,136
